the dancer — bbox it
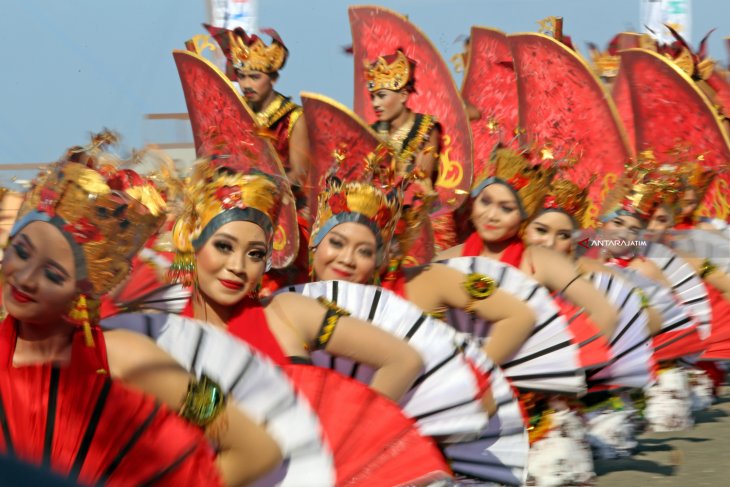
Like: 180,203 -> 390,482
204,24 -> 309,196
0,141 -> 282,486
438,145 -> 619,336
303,93 -> 535,366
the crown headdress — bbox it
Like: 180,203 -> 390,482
205,24 -> 288,74
540,177 -> 595,228
311,144 -> 406,266
472,145 -> 556,220
600,151 -> 667,221
364,50 -> 415,92
658,27 -> 716,81
11,131 -> 166,298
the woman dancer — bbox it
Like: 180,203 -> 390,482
0,143 -> 281,486
302,93 -> 535,366
438,145 -> 619,336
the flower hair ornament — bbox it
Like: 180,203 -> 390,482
9,131 -> 167,345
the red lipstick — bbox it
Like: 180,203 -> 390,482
10,285 -> 35,304
218,279 -> 244,291
330,268 -> 354,279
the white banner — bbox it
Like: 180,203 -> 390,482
641,0 -> 692,44
209,0 -> 258,32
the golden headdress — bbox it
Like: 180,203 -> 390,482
365,50 -> 416,92
11,132 -> 166,299
205,24 -> 288,74
471,145 -> 556,220
539,177 -> 595,229
310,145 -> 405,266
169,158 -> 284,287
599,152 -> 667,221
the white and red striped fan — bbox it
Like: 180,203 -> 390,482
584,272 -> 654,389
438,257 -> 586,394
639,242 -> 712,339
281,281 -> 529,485
445,340 -> 529,486
102,313 -> 334,487
283,281 -> 491,440
612,267 -> 701,360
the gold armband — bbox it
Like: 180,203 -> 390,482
314,297 -> 351,350
179,374 -> 227,429
700,258 -> 718,278
635,288 -> 650,309
463,273 -> 497,313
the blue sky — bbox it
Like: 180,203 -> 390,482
1,0 -> 729,170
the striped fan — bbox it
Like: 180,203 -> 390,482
438,257 -> 585,394
445,339 -> 529,486
281,281 -> 529,485
671,229 -> 730,274
101,313 -> 334,487
613,268 -> 702,361
283,281 -> 492,440
584,272 -> 655,389
639,242 -> 712,339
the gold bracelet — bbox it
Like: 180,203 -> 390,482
179,374 -> 227,428
463,273 -> 497,313
700,258 -> 718,278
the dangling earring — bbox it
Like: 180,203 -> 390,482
67,293 -> 96,347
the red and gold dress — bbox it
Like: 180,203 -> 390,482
0,317 -> 221,487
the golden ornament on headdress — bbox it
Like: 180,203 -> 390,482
228,30 -> 287,74
365,51 -> 413,92
542,178 -> 595,228
600,152 -> 665,220
589,49 -> 620,78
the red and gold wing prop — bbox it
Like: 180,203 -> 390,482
611,66 -> 636,151
509,33 -> 632,226
707,70 -> 730,119
620,49 -> 730,219
461,27 -> 519,178
173,49 -> 299,267
349,5 -> 472,210
300,92 -> 382,208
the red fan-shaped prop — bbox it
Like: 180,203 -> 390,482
301,93 -> 382,215
509,33 -> 633,226
462,26 -> 520,167
619,48 -> 730,220
349,5 -> 473,211
0,365 -> 220,486
173,49 -> 299,268
283,365 -> 451,486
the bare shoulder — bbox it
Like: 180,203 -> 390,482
435,244 -> 464,261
